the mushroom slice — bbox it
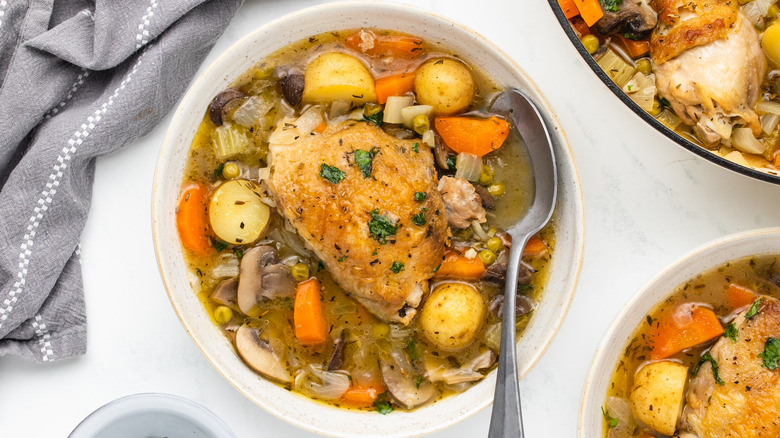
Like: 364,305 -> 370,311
380,360 -> 437,410
424,349 -> 496,385
237,246 -> 296,316
211,277 -> 238,307
235,324 -> 291,383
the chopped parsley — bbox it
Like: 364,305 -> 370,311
758,337 -> 780,370
446,154 -> 457,170
281,297 -> 294,310
694,352 -> 725,385
355,147 -> 379,178
317,260 -> 325,272
233,248 -> 244,260
600,0 -> 622,12
658,96 -> 671,109
746,299 -> 764,319
724,323 -> 738,343
414,192 -> 427,202
412,142 -> 419,153
364,110 -> 383,126
416,375 -> 423,389
213,162 -> 225,178
390,261 -> 405,274
405,337 -> 420,360
373,392 -> 393,415
338,255 -> 347,262
601,407 -> 619,429
412,208 -> 427,226
367,209 -> 399,244
212,239 -> 228,252
319,163 -> 346,183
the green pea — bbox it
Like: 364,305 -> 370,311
486,182 -> 505,197
635,58 -> 652,75
291,262 -> 310,281
479,165 -> 494,185
412,114 -> 430,135
581,34 -> 600,55
222,162 -> 240,179
478,249 -> 497,266
486,237 -> 504,252
214,306 -> 233,324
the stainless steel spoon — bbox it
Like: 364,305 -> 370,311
487,89 -> 557,438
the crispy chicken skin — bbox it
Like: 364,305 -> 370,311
266,121 -> 447,324
650,0 -> 764,144
682,297 -> 780,438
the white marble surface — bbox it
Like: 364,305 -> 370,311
2,0 -> 779,437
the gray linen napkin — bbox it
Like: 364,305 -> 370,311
0,0 -> 243,362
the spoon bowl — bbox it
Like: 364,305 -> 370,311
487,89 -> 558,438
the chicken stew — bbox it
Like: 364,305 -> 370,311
560,0 -> 780,174
602,254 -> 780,437
176,29 -> 555,413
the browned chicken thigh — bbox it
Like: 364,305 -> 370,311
682,297 -> 780,438
266,121 -> 448,324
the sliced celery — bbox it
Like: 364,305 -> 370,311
212,123 -> 249,159
657,109 -> 681,131
597,49 -> 636,88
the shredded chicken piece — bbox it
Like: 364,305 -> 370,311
438,176 -> 486,229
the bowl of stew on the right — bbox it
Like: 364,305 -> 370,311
580,228 -> 780,438
549,0 -> 780,184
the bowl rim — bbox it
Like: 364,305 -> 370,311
578,227 -> 780,437
546,0 -> 780,186
152,1 -> 585,436
68,392 -> 236,438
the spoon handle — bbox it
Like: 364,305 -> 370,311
488,234 -> 529,438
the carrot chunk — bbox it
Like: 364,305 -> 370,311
176,183 -> 214,257
572,0 -> 604,26
341,384 -> 384,406
346,30 -> 423,59
616,35 -> 650,58
650,305 -> 724,360
558,0 -> 580,19
727,283 -> 758,310
434,250 -> 486,279
375,71 -> 416,104
294,278 -> 327,346
434,116 -> 510,157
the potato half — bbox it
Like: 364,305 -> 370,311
421,282 -> 486,352
209,179 -> 270,245
414,58 -> 475,116
630,361 -> 687,436
302,52 -> 377,106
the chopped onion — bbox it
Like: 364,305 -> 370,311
742,0 -> 774,26
657,109 -> 681,131
455,152 -> 482,182
268,117 -> 300,145
605,397 -> 636,438
723,150 -> 751,167
257,167 -> 270,181
756,100 -> 780,115
471,221 -> 489,241
212,123 -> 249,159
400,105 -> 433,128
211,253 -> 239,278
762,113 -> 780,134
329,100 -> 351,119
294,364 -> 350,400
622,73 -> 656,112
231,96 -> 272,127
422,129 -> 435,148
348,108 -> 364,121
295,106 -> 324,137
383,95 -> 415,124
732,127 -> 767,155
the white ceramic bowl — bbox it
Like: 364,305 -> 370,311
153,2 -> 584,437
69,393 -> 236,438
579,227 -> 780,437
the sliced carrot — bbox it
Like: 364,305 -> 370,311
176,183 -> 213,257
294,278 -> 327,346
572,0 -> 604,26
314,122 -> 327,133
434,250 -> 486,279
341,384 -> 383,406
650,306 -> 724,360
523,235 -> 548,258
346,30 -> 424,59
434,116 -> 510,157
558,0 -> 580,19
375,71 -> 416,105
570,17 -> 591,36
616,34 -> 650,58
727,283 -> 757,309
773,153 -> 780,167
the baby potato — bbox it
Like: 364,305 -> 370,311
763,22 -> 780,66
209,179 -> 270,245
414,58 -> 475,116
302,52 -> 377,106
420,282 -> 486,352
630,361 -> 688,436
